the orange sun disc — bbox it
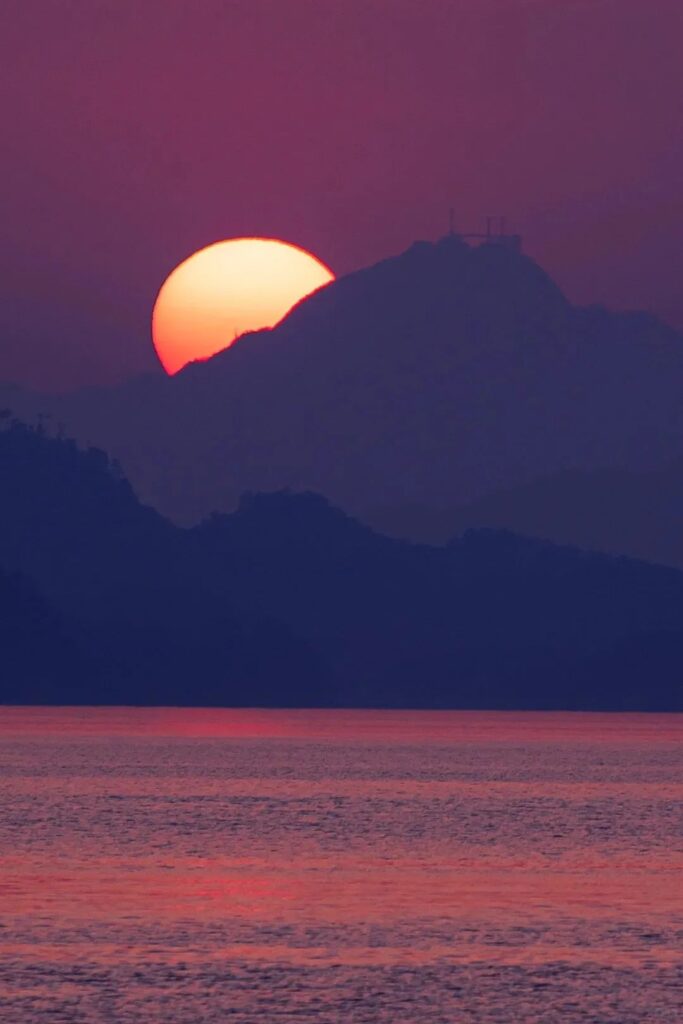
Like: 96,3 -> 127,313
152,237 -> 334,375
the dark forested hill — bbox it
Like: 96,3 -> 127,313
1,421 -> 681,710
0,421 -> 322,706
191,492 -> 683,711
0,566 -> 86,703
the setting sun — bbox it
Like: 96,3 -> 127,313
152,237 -> 334,375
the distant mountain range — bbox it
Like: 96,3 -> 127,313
367,461 -> 683,569
3,236 -> 683,573
1,420 -> 681,711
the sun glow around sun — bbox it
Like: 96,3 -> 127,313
151,237 -> 335,375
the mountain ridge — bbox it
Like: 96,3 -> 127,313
367,461 -> 683,569
2,236 -> 683,542
1,420 -> 682,710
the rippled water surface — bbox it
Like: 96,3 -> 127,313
0,707 -> 681,1022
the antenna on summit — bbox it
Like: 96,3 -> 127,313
450,216 -> 523,253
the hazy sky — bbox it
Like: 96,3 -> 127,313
2,0 -> 682,389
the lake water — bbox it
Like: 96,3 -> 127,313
0,707 -> 681,1023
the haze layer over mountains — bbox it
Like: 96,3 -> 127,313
3,236 -> 683,568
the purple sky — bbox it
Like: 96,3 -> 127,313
2,0 -> 682,389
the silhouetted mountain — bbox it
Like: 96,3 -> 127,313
190,491 -> 683,711
367,463 -> 683,569
0,421 -> 323,705
3,236 -> 683,534
0,565 -> 87,702
1,421 -> 682,710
